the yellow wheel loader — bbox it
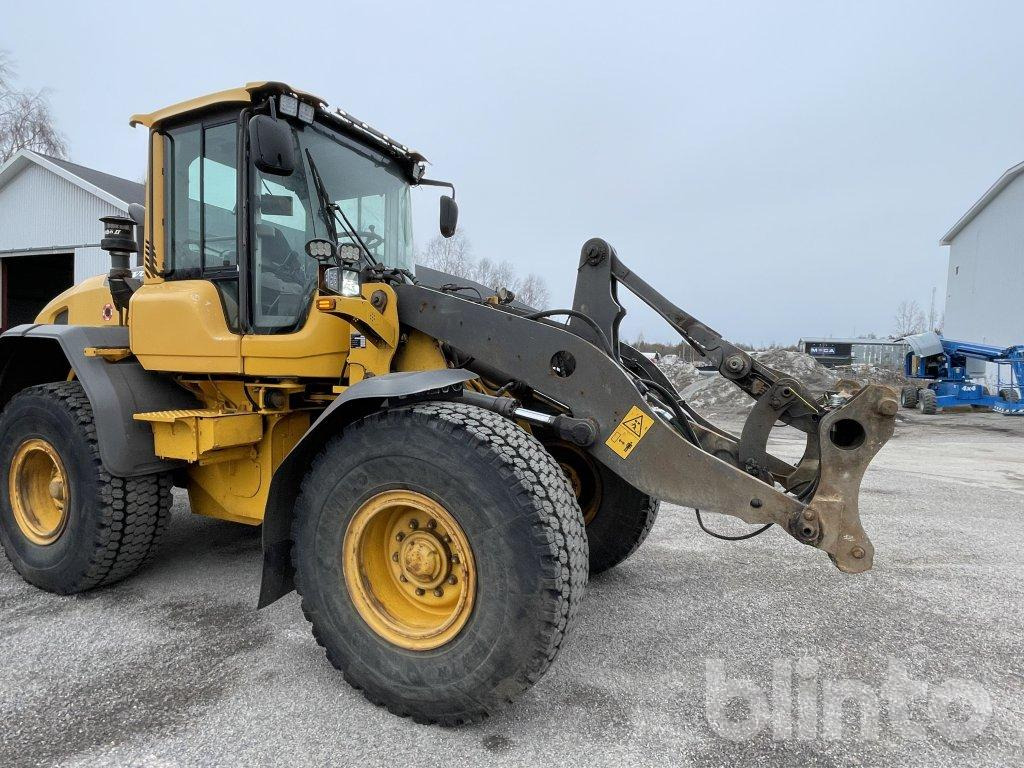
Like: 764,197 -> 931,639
0,82 -> 897,725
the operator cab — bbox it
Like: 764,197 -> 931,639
119,82 -> 455,376
148,83 -> 424,334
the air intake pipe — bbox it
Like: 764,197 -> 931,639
99,214 -> 138,316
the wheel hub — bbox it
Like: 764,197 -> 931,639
344,490 -> 475,651
9,438 -> 70,546
400,533 -> 447,586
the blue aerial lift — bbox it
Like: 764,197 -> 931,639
900,332 -> 1024,414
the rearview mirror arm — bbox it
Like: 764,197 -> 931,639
416,178 -> 456,199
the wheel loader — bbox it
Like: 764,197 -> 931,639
0,82 -> 897,725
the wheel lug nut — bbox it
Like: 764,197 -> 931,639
395,532 -> 405,542
392,552 -> 399,562
448,575 -> 457,585
415,587 -> 425,596
399,574 -> 408,582
409,519 -> 419,530
433,588 -> 444,597
451,554 -> 460,564
426,519 -> 436,530
444,534 -> 452,543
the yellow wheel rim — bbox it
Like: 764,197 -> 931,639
343,490 -> 476,651
9,438 -> 70,546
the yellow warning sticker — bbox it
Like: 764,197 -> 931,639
605,405 -> 653,458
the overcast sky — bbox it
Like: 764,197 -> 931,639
4,1 -> 1022,345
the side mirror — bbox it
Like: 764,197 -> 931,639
440,195 -> 458,238
249,115 -> 295,176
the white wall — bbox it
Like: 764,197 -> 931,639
0,162 -> 122,267
944,176 -> 1024,390
73,246 -> 112,284
944,173 -> 1024,348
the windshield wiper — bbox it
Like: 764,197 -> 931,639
304,148 -> 377,266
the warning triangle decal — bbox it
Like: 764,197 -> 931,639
623,415 -> 645,437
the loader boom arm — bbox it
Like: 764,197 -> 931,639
397,239 -> 897,573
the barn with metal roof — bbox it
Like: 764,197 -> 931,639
0,150 -> 141,329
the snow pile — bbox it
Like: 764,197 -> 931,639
755,349 -> 842,393
837,363 -> 910,388
656,354 -> 701,390
678,349 -> 841,414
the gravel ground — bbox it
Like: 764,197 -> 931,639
1,409 -> 1022,766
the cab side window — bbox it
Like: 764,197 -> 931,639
164,120 -> 239,276
164,119 -> 240,327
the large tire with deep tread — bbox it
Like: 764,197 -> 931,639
900,385 -> 918,409
291,401 -> 588,725
917,388 -> 938,415
545,441 -> 659,575
999,388 -> 1021,403
0,381 -> 173,593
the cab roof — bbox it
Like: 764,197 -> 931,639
129,81 -> 425,163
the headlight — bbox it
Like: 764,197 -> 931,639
323,266 -> 361,297
341,268 -> 361,297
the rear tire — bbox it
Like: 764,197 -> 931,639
900,386 -> 918,409
918,388 -> 938,415
999,388 -> 1021,403
546,441 -> 659,575
291,401 -> 587,725
0,382 -> 172,594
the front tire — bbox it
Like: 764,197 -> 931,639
291,401 -> 588,725
0,382 -> 172,594
999,388 -> 1021,403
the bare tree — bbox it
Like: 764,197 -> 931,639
473,257 -> 517,292
512,272 -> 550,308
417,231 -> 474,276
417,233 -> 550,308
893,299 -> 927,337
0,51 -> 67,164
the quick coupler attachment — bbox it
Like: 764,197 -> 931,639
787,383 -> 897,573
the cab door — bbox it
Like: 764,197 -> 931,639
239,132 -> 350,379
130,113 -> 243,374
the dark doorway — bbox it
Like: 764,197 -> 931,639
2,253 -> 75,330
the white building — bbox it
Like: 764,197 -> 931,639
941,161 -> 1024,348
0,150 -> 142,330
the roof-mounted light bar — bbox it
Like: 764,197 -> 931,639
272,89 -> 426,165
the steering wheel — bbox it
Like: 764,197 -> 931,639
341,225 -> 384,252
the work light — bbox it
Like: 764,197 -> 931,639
337,244 -> 361,263
304,238 -> 335,260
279,94 -> 299,117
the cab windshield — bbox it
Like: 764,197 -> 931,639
251,121 -> 414,333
